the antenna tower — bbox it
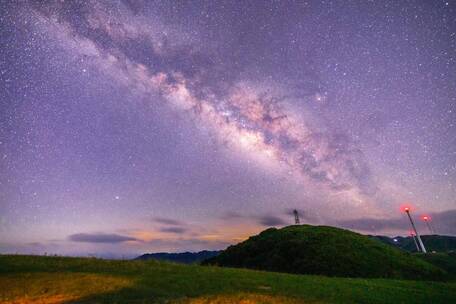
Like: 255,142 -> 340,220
293,209 -> 300,225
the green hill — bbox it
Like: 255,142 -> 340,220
1,255 -> 456,304
203,225 -> 446,280
417,252 -> 456,278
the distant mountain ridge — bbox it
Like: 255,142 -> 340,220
135,250 -> 220,264
369,235 -> 456,252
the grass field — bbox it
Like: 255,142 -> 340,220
1,255 -> 455,304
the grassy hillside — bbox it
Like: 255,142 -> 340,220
1,255 -> 455,304
204,225 -> 446,280
417,252 -> 456,278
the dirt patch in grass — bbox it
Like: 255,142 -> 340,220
0,272 -> 132,304
2,294 -> 74,304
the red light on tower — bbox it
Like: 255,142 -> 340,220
421,214 -> 434,234
400,204 -> 412,213
401,204 -> 427,253
421,215 -> 431,221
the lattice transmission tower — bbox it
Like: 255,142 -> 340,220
293,209 -> 300,225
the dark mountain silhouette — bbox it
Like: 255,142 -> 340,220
135,250 -> 220,264
369,235 -> 456,253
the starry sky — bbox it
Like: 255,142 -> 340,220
1,0 -> 455,258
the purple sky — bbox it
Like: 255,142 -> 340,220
1,1 -> 455,258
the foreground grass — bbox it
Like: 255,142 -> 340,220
0,255 -> 455,303
0,272 -> 132,303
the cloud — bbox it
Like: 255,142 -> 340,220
152,217 -> 184,226
219,211 -> 244,220
68,233 -> 138,243
219,211 -> 287,227
337,209 -> 456,235
257,215 -> 287,227
337,218 -> 405,232
159,227 -> 187,234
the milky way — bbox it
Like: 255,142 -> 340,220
1,1 -> 455,257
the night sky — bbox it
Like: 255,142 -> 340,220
1,1 -> 455,258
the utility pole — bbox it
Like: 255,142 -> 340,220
404,207 -> 426,253
410,232 -> 420,252
293,209 -> 300,225
422,216 -> 434,234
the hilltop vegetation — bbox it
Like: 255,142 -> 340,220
417,252 -> 456,278
1,255 -> 455,303
203,225 -> 446,280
